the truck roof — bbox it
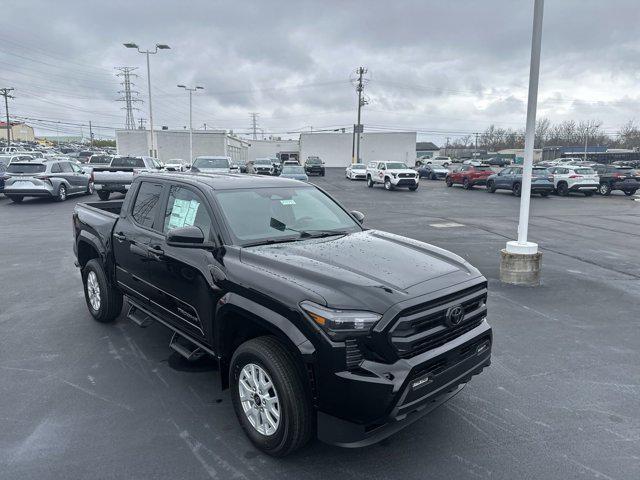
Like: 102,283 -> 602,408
136,172 -> 310,190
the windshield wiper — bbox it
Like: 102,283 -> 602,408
298,229 -> 350,239
242,236 -> 300,247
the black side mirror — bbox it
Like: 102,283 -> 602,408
189,165 -> 199,172
167,225 -> 205,247
350,210 -> 365,224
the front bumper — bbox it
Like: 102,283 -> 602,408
391,177 -> 419,186
254,169 -> 273,175
316,320 -> 492,447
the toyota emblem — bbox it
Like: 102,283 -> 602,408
446,305 -> 465,326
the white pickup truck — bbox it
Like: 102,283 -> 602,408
93,156 -> 162,200
366,161 -> 419,191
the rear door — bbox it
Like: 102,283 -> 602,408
113,181 -> 165,303
58,161 -> 79,192
69,161 -> 89,192
145,182 -> 223,343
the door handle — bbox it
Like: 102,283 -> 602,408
130,243 -> 148,258
147,245 -> 164,259
113,232 -> 126,241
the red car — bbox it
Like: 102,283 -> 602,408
446,164 -> 494,189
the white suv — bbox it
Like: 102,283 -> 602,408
423,156 -> 451,167
366,161 -> 419,191
547,165 -> 600,196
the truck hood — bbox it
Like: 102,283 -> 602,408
238,230 -> 481,312
386,169 -> 417,175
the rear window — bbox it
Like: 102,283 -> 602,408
575,168 -> 595,174
615,167 -> 634,173
90,155 -> 112,164
475,166 -> 493,171
193,157 -> 229,169
533,167 -> 549,173
7,163 -> 46,173
112,157 -> 145,168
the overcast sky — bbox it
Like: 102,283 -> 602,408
2,0 -> 639,143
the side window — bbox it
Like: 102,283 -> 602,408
50,163 -> 62,173
460,165 -> 469,171
132,182 -> 163,229
163,185 -> 212,238
377,162 -> 385,170
70,163 -> 83,173
59,162 -> 73,173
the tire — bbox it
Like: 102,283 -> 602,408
557,182 -> 569,197
540,191 -> 549,197
384,178 -> 393,190
583,191 -> 594,197
624,189 -> 636,196
462,178 -> 472,190
512,182 -> 522,197
409,185 -> 419,191
366,176 -> 374,188
598,183 -> 611,196
230,337 -> 313,457
430,173 -> 437,180
445,176 -> 453,187
82,259 -> 123,323
8,195 -> 23,203
86,181 -> 94,195
97,190 -> 110,201
487,180 -> 496,193
443,163 -> 449,168
56,184 -> 67,202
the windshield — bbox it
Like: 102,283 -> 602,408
306,158 -> 321,164
193,157 -> 229,169
386,162 -> 408,169
7,163 -> 46,173
351,164 -> 365,169
282,166 -> 305,174
254,159 -> 272,165
214,186 -> 361,244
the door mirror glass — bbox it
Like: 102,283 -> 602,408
166,225 -> 205,246
350,210 -> 365,224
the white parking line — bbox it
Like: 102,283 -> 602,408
429,222 -> 465,228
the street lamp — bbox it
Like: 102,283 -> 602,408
177,84 -> 204,164
124,42 -> 171,158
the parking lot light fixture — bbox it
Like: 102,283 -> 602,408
178,84 -> 204,164
501,0 -> 544,285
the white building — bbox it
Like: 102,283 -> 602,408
247,138 -> 299,162
299,132 -> 417,168
116,129 -> 249,165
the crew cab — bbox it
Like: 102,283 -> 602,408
547,166 -> 599,196
72,173 -> 491,457
592,165 -> 640,196
486,166 -> 554,196
446,164 -> 494,189
366,161 -> 419,190
93,156 -> 162,200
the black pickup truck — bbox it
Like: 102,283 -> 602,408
72,172 -> 492,456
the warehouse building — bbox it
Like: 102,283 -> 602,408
247,138 -> 299,162
0,121 -> 35,142
299,131 -> 417,167
115,129 -> 249,164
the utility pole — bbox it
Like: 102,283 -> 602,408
474,132 -> 480,153
116,67 -> 142,130
249,112 -> 259,140
352,67 -> 368,164
445,136 -> 450,157
89,121 -> 94,147
1,88 -> 14,146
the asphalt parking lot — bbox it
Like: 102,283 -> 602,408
1,168 -> 639,480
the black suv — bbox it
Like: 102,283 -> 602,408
304,156 -> 325,176
593,164 -> 640,196
73,173 -> 491,456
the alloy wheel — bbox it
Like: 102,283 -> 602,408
86,271 -> 101,311
238,363 -> 280,436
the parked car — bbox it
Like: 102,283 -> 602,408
72,172 -> 491,457
366,161 -> 419,190
592,165 -> 640,196
93,156 -> 162,200
446,164 -> 493,189
163,160 -> 186,172
77,151 -> 97,163
279,165 -> 308,181
0,153 -> 34,165
547,166 -> 600,196
0,163 -> 7,193
345,163 -> 367,180
486,166 -> 554,196
485,157 -> 510,167
612,160 -> 640,169
304,156 -> 325,176
190,156 -> 235,174
3,158 -> 93,203
422,156 -> 452,167
248,158 -> 278,175
416,164 -> 448,180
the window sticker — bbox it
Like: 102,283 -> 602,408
168,198 -> 200,229
280,199 -> 296,205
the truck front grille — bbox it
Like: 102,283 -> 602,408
389,282 -> 487,359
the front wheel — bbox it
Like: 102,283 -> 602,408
366,176 -> 374,188
384,178 -> 393,190
97,190 -> 110,201
82,259 -> 123,323
230,337 -> 313,457
462,178 -> 472,189
487,180 -> 496,193
512,183 -> 522,197
86,181 -> 94,195
445,176 -> 453,187
56,184 -> 67,202
409,185 -> 418,191
557,182 -> 569,197
599,183 -> 611,196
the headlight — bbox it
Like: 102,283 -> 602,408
392,173 -> 397,178
300,301 -> 381,341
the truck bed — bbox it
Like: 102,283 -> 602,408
79,200 -> 124,216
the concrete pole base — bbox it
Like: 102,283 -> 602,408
500,249 -> 542,286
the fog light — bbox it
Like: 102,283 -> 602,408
476,340 -> 491,355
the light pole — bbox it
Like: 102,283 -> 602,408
177,85 -> 204,164
124,42 -> 171,158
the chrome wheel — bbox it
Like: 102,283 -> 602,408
58,185 -> 67,201
86,271 -> 101,311
238,363 -> 280,436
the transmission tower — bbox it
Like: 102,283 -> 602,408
116,67 -> 142,130
249,112 -> 260,140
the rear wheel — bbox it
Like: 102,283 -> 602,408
487,180 -> 496,193
97,190 -> 110,201
512,182 -> 522,197
598,183 -> 611,196
462,178 -> 472,189
366,176 -> 374,188
56,184 -> 67,202
384,178 -> 393,190
445,176 -> 453,187
82,259 -> 123,323
230,337 -> 313,457
557,182 -> 569,197
624,189 -> 636,196
409,185 -> 418,191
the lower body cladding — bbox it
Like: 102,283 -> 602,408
316,321 -> 492,447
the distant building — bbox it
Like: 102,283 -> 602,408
0,121 -> 35,142
248,138 -> 299,162
416,141 -> 440,158
542,145 -> 640,164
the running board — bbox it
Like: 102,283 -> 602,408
169,332 -> 205,361
127,305 -> 153,328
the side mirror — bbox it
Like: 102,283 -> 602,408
166,225 -> 205,247
189,165 -> 198,172
350,210 -> 365,224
